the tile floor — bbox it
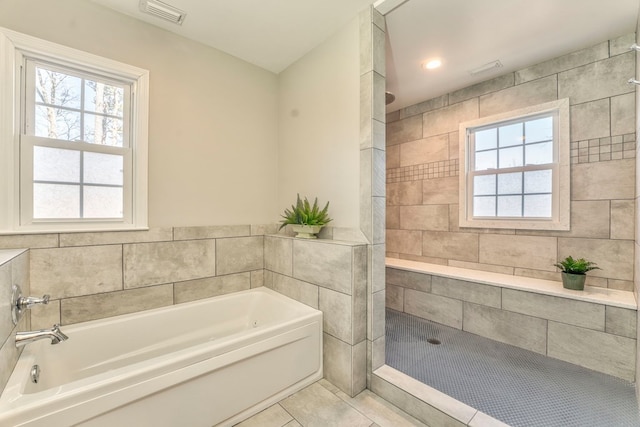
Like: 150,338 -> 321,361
234,379 -> 426,427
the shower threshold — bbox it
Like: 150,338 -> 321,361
385,308 -> 640,427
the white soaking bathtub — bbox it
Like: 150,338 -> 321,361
0,287 -> 323,427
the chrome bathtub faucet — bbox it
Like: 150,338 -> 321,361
15,324 -> 69,348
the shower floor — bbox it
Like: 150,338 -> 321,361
385,308 -> 640,427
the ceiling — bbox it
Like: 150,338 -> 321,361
93,0 -> 639,113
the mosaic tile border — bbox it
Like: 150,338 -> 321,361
570,133 -> 636,164
387,159 -> 459,184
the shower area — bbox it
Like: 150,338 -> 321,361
369,0 -> 640,426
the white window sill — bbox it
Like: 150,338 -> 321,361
386,257 -> 637,310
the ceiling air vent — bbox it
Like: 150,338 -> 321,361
139,0 -> 187,25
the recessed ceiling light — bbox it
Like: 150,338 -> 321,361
423,59 -> 442,70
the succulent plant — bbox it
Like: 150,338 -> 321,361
279,194 -> 332,230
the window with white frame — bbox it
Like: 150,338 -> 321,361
0,27 -> 148,233
458,99 -> 570,230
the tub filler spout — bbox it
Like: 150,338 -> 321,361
15,324 -> 69,347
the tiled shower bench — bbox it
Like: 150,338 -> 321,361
386,258 -> 638,381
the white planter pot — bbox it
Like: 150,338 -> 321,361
291,225 -> 323,239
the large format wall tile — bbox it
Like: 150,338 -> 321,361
463,302 -> 547,354
610,93 -> 636,136
174,272 -> 251,304
547,321 -> 636,381
386,267 -> 432,292
320,287 -> 354,344
400,135 -> 449,166
422,177 -> 458,205
387,181 -> 423,206
387,115 -> 422,146
605,306 -> 637,339
123,240 -> 215,288
502,288 -> 605,330
386,285 -> 404,311
387,230 -> 422,256
267,272 -> 319,309
449,74 -> 515,104
423,98 -> 479,138
0,234 -> 58,250
479,234 -> 557,272
0,261 -> 11,348
571,159 -> 635,200
31,246 -> 123,298
610,200 -> 635,240
60,228 -> 173,247
558,53 -> 635,105
264,236 -> 293,276
404,289 -> 463,329
558,238 -> 634,281
293,240 -> 355,294
570,99 -> 610,141
399,205 -> 449,231
479,75 -> 557,117
174,225 -> 251,240
422,231 -> 479,262
216,236 -> 264,275
61,284 -> 173,324
431,276 -> 501,308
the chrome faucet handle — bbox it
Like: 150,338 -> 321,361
17,294 -> 50,310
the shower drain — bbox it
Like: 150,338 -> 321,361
426,338 -> 441,345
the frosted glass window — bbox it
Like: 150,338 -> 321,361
497,172 -> 522,195
474,196 -> 496,216
524,194 -> 552,217
475,128 -> 497,151
475,150 -> 497,170
497,195 -> 522,217
34,184 -> 79,219
474,175 -> 496,195
524,170 -> 552,194
498,123 -> 522,147
84,152 -> 123,186
84,186 -> 123,218
499,146 -> 523,168
33,146 -> 79,182
525,117 -> 553,143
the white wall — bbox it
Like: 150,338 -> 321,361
0,0 -> 279,227
277,18 -> 361,228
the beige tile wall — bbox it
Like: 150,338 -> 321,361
264,235 -> 368,398
386,267 -> 637,381
386,33 -> 637,289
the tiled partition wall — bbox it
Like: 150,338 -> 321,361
264,235 -> 367,397
386,267 -> 637,381
386,33 -> 637,290
0,250 -> 29,394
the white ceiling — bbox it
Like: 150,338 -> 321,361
93,0 -> 639,113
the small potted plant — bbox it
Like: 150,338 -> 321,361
279,194 -> 332,239
554,256 -> 601,290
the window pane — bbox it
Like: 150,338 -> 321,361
85,81 -> 124,117
525,116 -> 553,143
524,194 -> 552,217
35,67 -> 81,109
34,146 -> 80,183
35,106 -> 81,141
84,152 -> 123,185
498,123 -> 522,147
499,146 -> 523,168
475,128 -> 497,151
473,196 -> 495,216
524,170 -> 553,194
84,114 -> 124,146
474,174 -> 496,196
34,183 -> 79,219
83,186 -> 123,218
475,150 -> 497,170
497,172 -> 522,195
497,195 -> 522,216
525,141 -> 553,165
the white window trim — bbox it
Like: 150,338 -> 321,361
458,98 -> 570,231
0,27 -> 149,233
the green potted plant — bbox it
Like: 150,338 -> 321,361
554,256 -> 601,290
279,194 -> 332,239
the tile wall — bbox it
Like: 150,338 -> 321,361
386,33 -> 637,290
386,267 -> 637,381
0,250 -> 29,394
264,235 -> 368,397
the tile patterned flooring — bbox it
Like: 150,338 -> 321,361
234,379 -> 426,427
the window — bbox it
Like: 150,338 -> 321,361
458,99 -> 570,230
0,27 -> 148,233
